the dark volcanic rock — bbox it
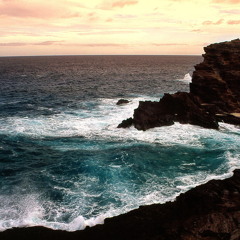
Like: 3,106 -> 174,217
118,39 -> 240,130
116,99 -> 130,105
117,117 -> 133,128
132,92 -> 218,130
190,39 -> 240,115
2,169 -> 240,240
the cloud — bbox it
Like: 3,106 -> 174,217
99,0 -> 138,10
220,9 -> 240,14
202,19 -> 224,25
152,43 -> 188,46
114,14 -> 137,19
78,30 -> 137,35
106,18 -> 113,22
212,0 -> 240,3
0,30 -> 41,37
191,29 -> 202,32
68,43 -> 129,47
0,0 -> 78,19
0,41 -> 64,47
0,41 -> 128,48
34,41 -> 65,45
60,12 -> 82,19
112,0 -> 138,8
227,19 -> 240,24
0,42 -> 27,46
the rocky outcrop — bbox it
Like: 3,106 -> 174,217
117,117 -> 133,128
190,39 -> 240,114
2,169 -> 240,240
118,39 -> 240,130
124,92 -> 218,130
116,99 -> 130,105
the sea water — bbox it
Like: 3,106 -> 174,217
0,55 -> 239,231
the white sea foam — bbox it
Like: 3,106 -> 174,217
0,96 -> 229,147
1,151 -> 239,232
0,97 -> 239,232
0,194 -> 44,231
0,97 -> 239,150
178,73 -> 192,83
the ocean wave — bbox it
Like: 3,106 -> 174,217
0,97 -> 239,232
1,97 -> 239,147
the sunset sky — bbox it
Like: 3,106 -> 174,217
0,0 -> 239,56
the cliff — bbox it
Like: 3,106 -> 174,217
118,39 -> 240,130
1,170 -> 240,240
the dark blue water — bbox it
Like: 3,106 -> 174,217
0,56 -> 239,231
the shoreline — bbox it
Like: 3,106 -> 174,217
1,169 -> 240,240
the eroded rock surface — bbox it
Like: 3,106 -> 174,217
118,39 -> 240,130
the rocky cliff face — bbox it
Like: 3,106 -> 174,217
118,39 -> 240,130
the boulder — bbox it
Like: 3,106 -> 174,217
116,99 -> 130,105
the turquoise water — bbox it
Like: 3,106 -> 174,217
0,56 -> 239,231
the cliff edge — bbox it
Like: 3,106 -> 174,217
118,39 -> 240,130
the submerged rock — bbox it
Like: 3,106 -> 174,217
118,39 -> 240,130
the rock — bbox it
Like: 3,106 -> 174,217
118,39 -> 240,130
132,92 -> 218,130
117,117 -> 133,128
116,99 -> 130,105
190,39 -> 240,118
2,169 -> 240,240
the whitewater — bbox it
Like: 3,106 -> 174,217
0,55 -> 239,232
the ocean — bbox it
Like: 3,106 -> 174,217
0,55 -> 239,231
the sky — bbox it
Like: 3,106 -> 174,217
0,0 -> 239,56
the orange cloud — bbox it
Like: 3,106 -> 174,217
71,43 -> 129,47
0,41 -> 128,48
0,41 -> 64,46
212,0 -> 240,3
152,43 -> 188,46
0,42 -> 27,46
191,29 -> 202,32
106,18 -> 113,22
115,14 -> 137,19
78,30 -> 137,35
227,19 -> 240,24
60,12 -> 82,19
34,41 -> 64,45
112,0 -> 138,8
99,0 -> 138,10
0,0 -> 79,19
202,19 -> 224,25
220,9 -> 240,14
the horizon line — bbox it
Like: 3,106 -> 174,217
0,54 -> 202,58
